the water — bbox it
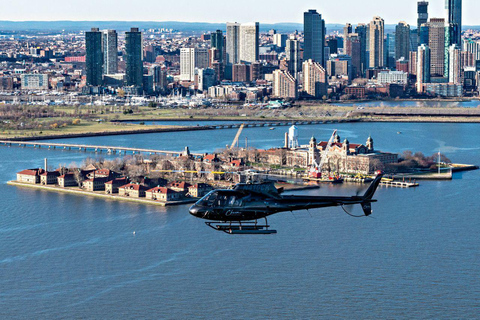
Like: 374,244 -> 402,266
1,122 -> 479,319
335,99 -> 480,108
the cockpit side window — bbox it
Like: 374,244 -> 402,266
197,191 -> 217,206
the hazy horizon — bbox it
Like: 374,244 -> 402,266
1,0 -> 478,26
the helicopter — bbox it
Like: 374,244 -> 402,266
189,173 -> 384,235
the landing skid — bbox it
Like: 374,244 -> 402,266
206,218 -> 277,235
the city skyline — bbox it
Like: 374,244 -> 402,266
2,0 -> 480,27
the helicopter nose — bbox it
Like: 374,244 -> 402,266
189,205 -> 202,218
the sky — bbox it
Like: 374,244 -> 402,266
2,0 -> 479,26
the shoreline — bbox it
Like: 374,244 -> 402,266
2,116 -> 480,141
7,181 -> 198,207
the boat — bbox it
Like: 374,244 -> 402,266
269,127 -> 276,130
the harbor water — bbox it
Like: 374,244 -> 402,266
0,122 -> 479,319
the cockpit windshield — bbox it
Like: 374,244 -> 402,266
196,191 -> 244,207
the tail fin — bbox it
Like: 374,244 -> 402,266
361,173 -> 383,216
363,173 -> 383,201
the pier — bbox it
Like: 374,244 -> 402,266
0,140 -> 204,157
380,180 -> 419,188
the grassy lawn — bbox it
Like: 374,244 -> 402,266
0,121 -> 177,139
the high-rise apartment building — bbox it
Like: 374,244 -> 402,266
385,34 -> 396,69
417,1 -> 429,40
368,17 -> 385,69
448,44 -> 462,85
303,59 -> 328,98
102,30 -> 118,75
225,22 -> 259,79
273,69 -> 298,99
395,22 -> 410,61
180,48 -> 209,81
446,0 -> 462,46
355,24 -> 367,75
85,28 -> 103,86
419,24 -> 429,45
239,22 -> 259,64
304,9 -> 326,66
149,65 -> 167,93
226,23 -> 241,65
345,34 -> 362,78
344,23 -> 352,38
463,39 -> 480,60
211,30 -> 224,62
286,37 -> 301,78
273,34 -> 288,48
417,44 -> 431,92
125,28 -> 143,87
428,18 -> 446,77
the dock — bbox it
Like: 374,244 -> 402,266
379,180 -> 419,188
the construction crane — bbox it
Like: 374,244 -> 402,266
229,124 -> 245,150
309,129 -> 337,179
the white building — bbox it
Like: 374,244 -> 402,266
180,48 -> 209,81
377,71 -> 408,84
21,74 -> 49,90
196,68 -> 217,91
273,34 -> 287,48
226,22 -> 259,65
239,22 -> 259,64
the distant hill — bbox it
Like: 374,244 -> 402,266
0,21 -> 365,34
0,21 -> 477,34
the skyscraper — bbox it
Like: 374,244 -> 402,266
385,33 -> 396,69
448,44 -> 462,85
446,0 -> 462,46
417,1 -> 429,41
444,23 -> 460,77
303,59 -> 328,98
344,23 -> 352,39
226,22 -> 259,66
85,28 -> 103,86
273,34 -> 288,48
125,28 -> 143,87
355,24 -> 367,76
102,30 -> 118,75
428,18 -> 446,77
395,22 -> 410,61
346,34 -> 362,79
211,30 -> 224,62
304,9 -> 326,66
419,24 -> 430,45
286,37 -> 301,78
368,16 -> 385,69
239,22 -> 259,64
180,48 -> 209,81
417,44 -> 431,92
226,23 -> 240,65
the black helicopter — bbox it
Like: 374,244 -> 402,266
189,173 -> 384,234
